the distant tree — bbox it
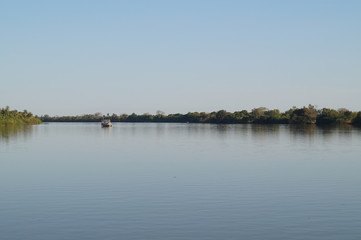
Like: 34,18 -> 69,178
215,110 -> 229,123
316,108 -> 340,124
290,105 -> 317,124
338,109 -> 354,123
126,113 -> 137,122
338,108 -> 348,113
251,107 -> 267,119
352,112 -> 361,125
232,110 -> 250,123
264,109 -> 281,118
185,112 -> 200,123
316,108 -> 355,124
156,110 -> 165,116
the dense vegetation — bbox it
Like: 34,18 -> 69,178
41,105 -> 361,125
353,112 -> 361,126
0,106 -> 42,125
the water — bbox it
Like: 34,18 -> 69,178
1,123 -> 361,240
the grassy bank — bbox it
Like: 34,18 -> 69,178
0,107 -> 42,125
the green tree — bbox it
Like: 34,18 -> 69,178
290,105 -> 317,124
251,107 -> 267,120
316,108 -> 340,124
215,110 -> 229,123
352,112 -> 361,125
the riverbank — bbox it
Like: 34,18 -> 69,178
0,107 -> 41,125
41,105 -> 361,126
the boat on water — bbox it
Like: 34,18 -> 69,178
101,119 -> 112,127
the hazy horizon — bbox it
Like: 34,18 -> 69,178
1,0 -> 360,116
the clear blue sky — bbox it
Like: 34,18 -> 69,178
1,0 -> 360,116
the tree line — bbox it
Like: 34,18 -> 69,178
0,106 -> 42,125
41,105 -> 361,125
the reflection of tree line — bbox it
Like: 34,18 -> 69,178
173,124 -> 358,140
231,124 -> 356,138
41,105 -> 361,125
116,124 -> 356,141
0,125 -> 33,143
252,124 -> 355,135
0,122 -> 358,142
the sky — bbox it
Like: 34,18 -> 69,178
1,0 -> 360,116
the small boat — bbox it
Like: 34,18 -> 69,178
101,119 -> 112,127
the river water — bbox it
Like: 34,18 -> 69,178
1,123 -> 361,240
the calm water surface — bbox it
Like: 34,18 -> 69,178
1,123 -> 361,240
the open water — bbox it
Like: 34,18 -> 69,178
1,123 -> 361,240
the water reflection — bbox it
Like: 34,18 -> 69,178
1,124 -> 359,144
0,125 -> 34,144
247,124 -> 357,138
1,122 -> 361,240
249,124 -> 281,137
